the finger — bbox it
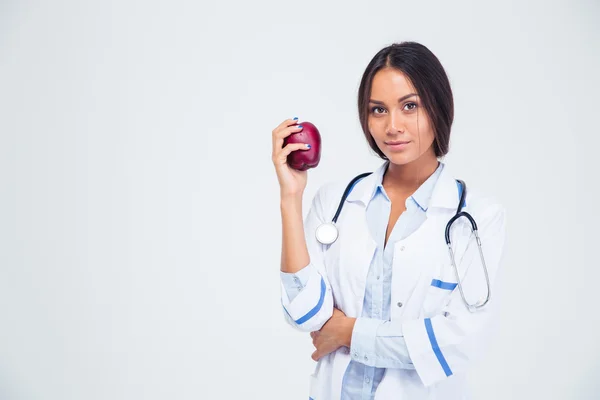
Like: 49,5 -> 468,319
272,124 -> 304,154
313,332 -> 322,344
311,350 -> 320,362
274,142 -> 311,165
272,119 -> 300,142
313,333 -> 323,348
281,142 -> 311,155
275,123 -> 303,139
274,117 -> 299,133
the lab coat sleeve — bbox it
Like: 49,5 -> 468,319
280,265 -> 313,302
350,317 -> 415,369
402,203 -> 507,387
280,184 -> 334,333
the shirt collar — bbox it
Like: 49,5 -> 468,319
347,160 -> 448,211
407,162 -> 444,211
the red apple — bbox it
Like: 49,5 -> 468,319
283,121 -> 322,171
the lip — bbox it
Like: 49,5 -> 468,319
385,140 -> 411,151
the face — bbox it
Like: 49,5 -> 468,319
367,68 -> 437,165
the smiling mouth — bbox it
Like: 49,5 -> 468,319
385,141 -> 410,145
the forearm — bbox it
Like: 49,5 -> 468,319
279,192 -> 333,332
280,194 -> 310,274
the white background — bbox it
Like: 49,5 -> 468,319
1,0 -> 599,399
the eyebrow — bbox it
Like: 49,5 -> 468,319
369,93 -> 418,104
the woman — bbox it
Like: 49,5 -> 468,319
271,41 -> 507,400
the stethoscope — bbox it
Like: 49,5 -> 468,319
315,172 -> 491,313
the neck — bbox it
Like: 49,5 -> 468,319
383,155 -> 439,194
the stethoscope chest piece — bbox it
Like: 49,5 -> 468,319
315,222 -> 339,245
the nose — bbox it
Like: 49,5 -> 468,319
388,109 -> 404,133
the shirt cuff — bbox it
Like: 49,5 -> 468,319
280,264 -> 315,302
350,317 -> 414,369
349,317 -> 382,366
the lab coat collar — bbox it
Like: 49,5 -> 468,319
403,162 -> 443,211
346,159 -> 459,211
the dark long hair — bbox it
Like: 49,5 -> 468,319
357,42 -> 454,159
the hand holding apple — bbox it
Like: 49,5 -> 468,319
283,121 -> 322,171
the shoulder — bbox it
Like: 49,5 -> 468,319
462,183 -> 507,231
311,178 -> 349,210
440,161 -> 505,220
308,171 -> 364,217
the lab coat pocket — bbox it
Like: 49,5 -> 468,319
421,263 -> 458,317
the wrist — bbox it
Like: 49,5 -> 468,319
342,317 -> 357,348
280,188 -> 303,198
280,192 -> 303,208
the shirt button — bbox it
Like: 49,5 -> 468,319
366,377 -> 371,384
353,351 -> 358,358
397,302 -> 403,308
364,355 -> 368,361
376,275 -> 380,280
400,245 -> 405,251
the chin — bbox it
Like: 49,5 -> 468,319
385,152 -> 419,165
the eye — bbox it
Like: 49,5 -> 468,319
371,106 -> 386,114
404,102 -> 417,111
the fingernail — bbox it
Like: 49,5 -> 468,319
305,144 -> 311,149
293,117 -> 298,120
297,125 -> 303,129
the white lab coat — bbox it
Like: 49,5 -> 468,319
280,161 -> 507,400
